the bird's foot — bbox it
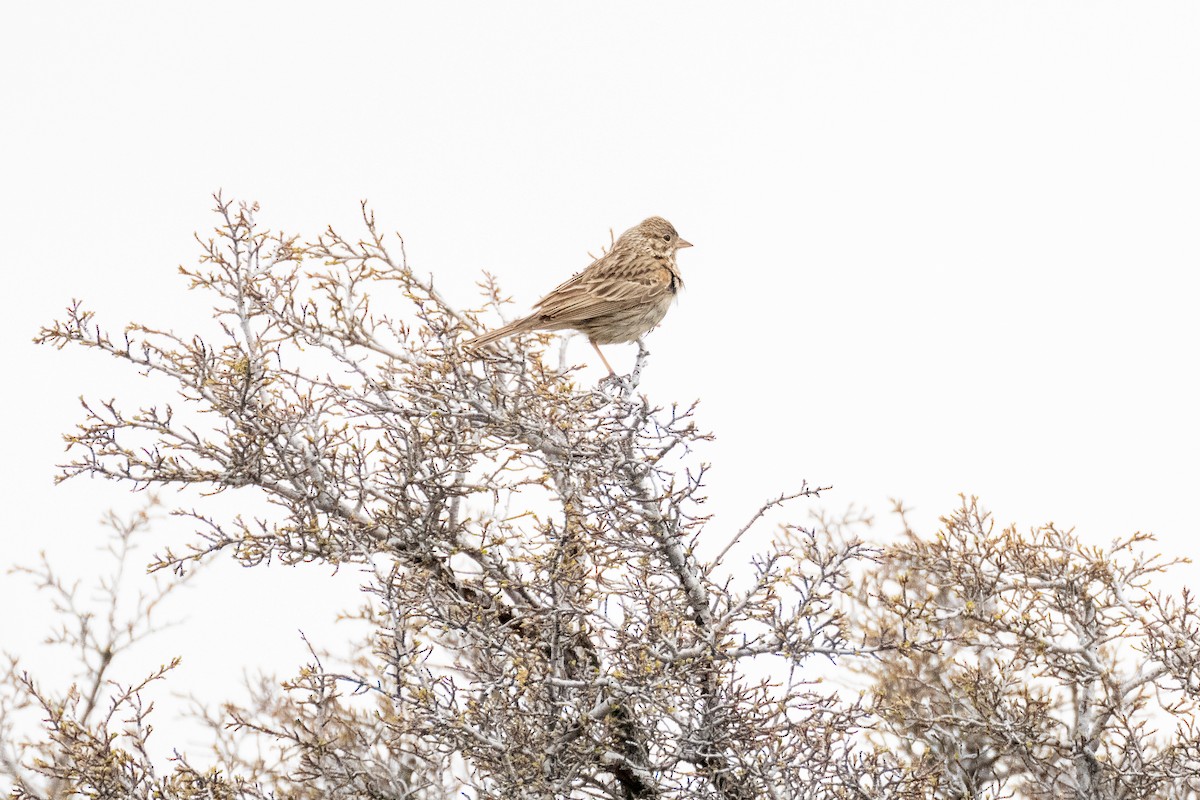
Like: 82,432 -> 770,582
598,371 -> 634,395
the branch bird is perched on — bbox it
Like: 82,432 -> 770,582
464,216 -> 692,375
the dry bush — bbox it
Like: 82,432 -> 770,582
16,197 -> 1197,800
848,498 -> 1200,800
10,196 -> 919,800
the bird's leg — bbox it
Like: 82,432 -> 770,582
590,339 -> 617,376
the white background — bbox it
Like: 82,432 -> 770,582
2,0 -> 1198,759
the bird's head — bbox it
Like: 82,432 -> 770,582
622,216 -> 693,257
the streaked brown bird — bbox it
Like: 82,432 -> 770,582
464,216 -> 692,375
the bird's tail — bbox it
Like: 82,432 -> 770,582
461,317 -> 535,352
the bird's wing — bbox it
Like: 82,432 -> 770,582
533,251 -> 677,323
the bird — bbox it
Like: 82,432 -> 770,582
463,217 -> 692,375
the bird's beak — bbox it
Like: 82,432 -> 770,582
676,238 -> 693,248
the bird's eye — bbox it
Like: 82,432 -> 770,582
663,234 -> 672,241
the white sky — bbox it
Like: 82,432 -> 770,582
2,0 -> 1198,759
